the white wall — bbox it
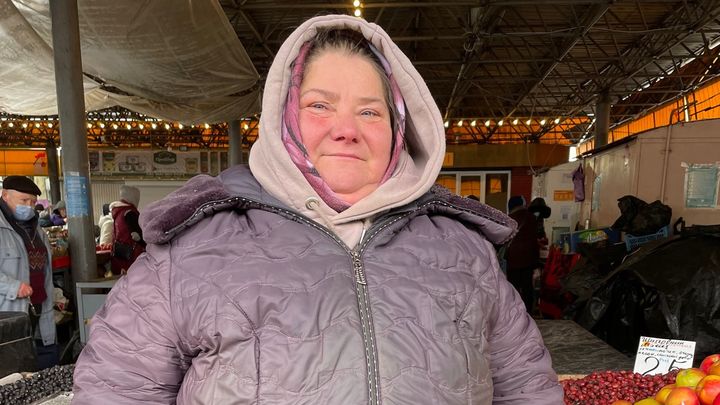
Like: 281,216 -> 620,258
579,119 -> 720,228
532,161 -> 583,241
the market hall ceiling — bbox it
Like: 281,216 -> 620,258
2,0 -> 720,144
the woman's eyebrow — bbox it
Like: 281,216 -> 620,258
300,88 -> 337,100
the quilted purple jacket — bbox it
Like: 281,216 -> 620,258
72,165 -> 562,404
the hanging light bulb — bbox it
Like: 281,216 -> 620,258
540,119 -> 547,126
470,120 -> 477,127
243,123 -> 250,130
151,123 -> 157,129
353,0 -> 360,7
554,117 -> 561,124
204,123 -> 210,129
99,122 -> 105,128
47,123 -> 53,128
86,123 -> 92,128
444,121 -> 449,128
22,122 -> 28,128
138,123 -> 145,130
512,118 -> 519,125
354,8 -> 362,17
498,119 -> 504,126
112,123 -> 119,130
525,119 -> 532,125
178,123 -> 184,129
484,120 -> 491,127
125,123 -> 131,130
8,122 -> 13,128
457,120 -> 463,126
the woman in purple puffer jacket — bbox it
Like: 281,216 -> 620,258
72,15 -> 563,405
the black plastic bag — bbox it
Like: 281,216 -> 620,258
0,312 -> 37,376
611,195 -> 672,236
570,234 -> 720,365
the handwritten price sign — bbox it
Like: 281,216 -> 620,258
633,336 -> 696,376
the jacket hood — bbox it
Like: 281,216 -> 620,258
248,15 -> 446,233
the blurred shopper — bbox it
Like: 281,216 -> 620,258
49,200 -> 67,226
97,203 -> 113,247
506,195 -> 540,313
0,176 -> 57,366
109,186 -> 145,274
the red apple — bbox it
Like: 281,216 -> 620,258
709,363 -> 720,377
678,369 -> 708,388
657,384 -> 677,403
702,355 -> 720,374
697,375 -> 720,405
714,392 -> 720,405
666,387 -> 700,405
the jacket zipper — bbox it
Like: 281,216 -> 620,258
166,196 -> 475,405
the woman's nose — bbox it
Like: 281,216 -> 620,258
330,110 -> 360,143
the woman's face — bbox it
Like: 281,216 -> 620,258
299,51 -> 392,205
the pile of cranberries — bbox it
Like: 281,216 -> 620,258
562,369 -> 679,405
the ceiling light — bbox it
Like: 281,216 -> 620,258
125,124 -> 131,130
354,8 -> 362,17
178,124 -> 184,129
22,123 -> 28,128
204,123 -> 210,129
484,120 -> 491,127
512,118 -> 518,125
540,119 -> 547,126
164,123 -> 170,130
554,118 -> 560,124
99,122 -> 105,128
112,124 -> 118,129
151,123 -> 157,129
444,121 -> 449,128
525,119 -> 532,125
498,119 -> 504,126
353,0 -> 361,6
47,123 -> 53,128
243,123 -> 249,130
86,123 -> 92,128
470,120 -> 477,127
35,123 -> 40,128
138,124 -> 145,130
457,120 -> 463,126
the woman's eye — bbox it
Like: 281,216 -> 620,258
361,110 -> 379,117
309,103 -> 327,110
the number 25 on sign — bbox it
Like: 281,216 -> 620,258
633,336 -> 696,376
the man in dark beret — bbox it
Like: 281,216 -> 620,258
0,176 -> 57,367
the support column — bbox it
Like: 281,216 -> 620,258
228,120 -> 244,165
594,90 -> 611,148
45,140 -> 61,204
50,0 -> 96,284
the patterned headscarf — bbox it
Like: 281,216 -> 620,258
281,39 -> 406,212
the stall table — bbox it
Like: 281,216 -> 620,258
536,319 -> 634,375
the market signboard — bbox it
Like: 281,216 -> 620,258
88,150 -> 228,176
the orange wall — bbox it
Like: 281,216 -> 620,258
0,150 -> 49,176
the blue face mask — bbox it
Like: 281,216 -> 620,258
13,204 -> 35,222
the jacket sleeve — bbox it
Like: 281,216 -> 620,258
38,243 -> 57,346
482,242 -> 564,405
72,246 -> 186,404
0,272 -> 21,299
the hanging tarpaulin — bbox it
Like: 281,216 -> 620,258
682,162 -> 720,208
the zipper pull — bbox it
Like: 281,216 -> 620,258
352,251 -> 366,285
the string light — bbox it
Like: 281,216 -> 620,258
204,123 -> 210,129
525,119 -> 532,125
125,123 -> 131,130
484,120 -> 491,127
164,123 -> 170,130
138,123 -> 144,129
498,119 -> 504,126
47,123 -> 53,128
540,119 -> 547,125
8,122 -> 13,128
112,124 -> 118,130
98,122 -> 105,128
243,123 -> 250,130
457,120 -> 463,126
354,8 -> 362,17
86,123 -> 92,128
470,120 -> 477,127
512,118 -> 519,125
178,123 -> 184,129
444,121 -> 449,128
151,123 -> 157,129
22,123 -> 28,128
554,117 -> 561,124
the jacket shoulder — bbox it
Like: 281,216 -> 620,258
140,174 -> 231,245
